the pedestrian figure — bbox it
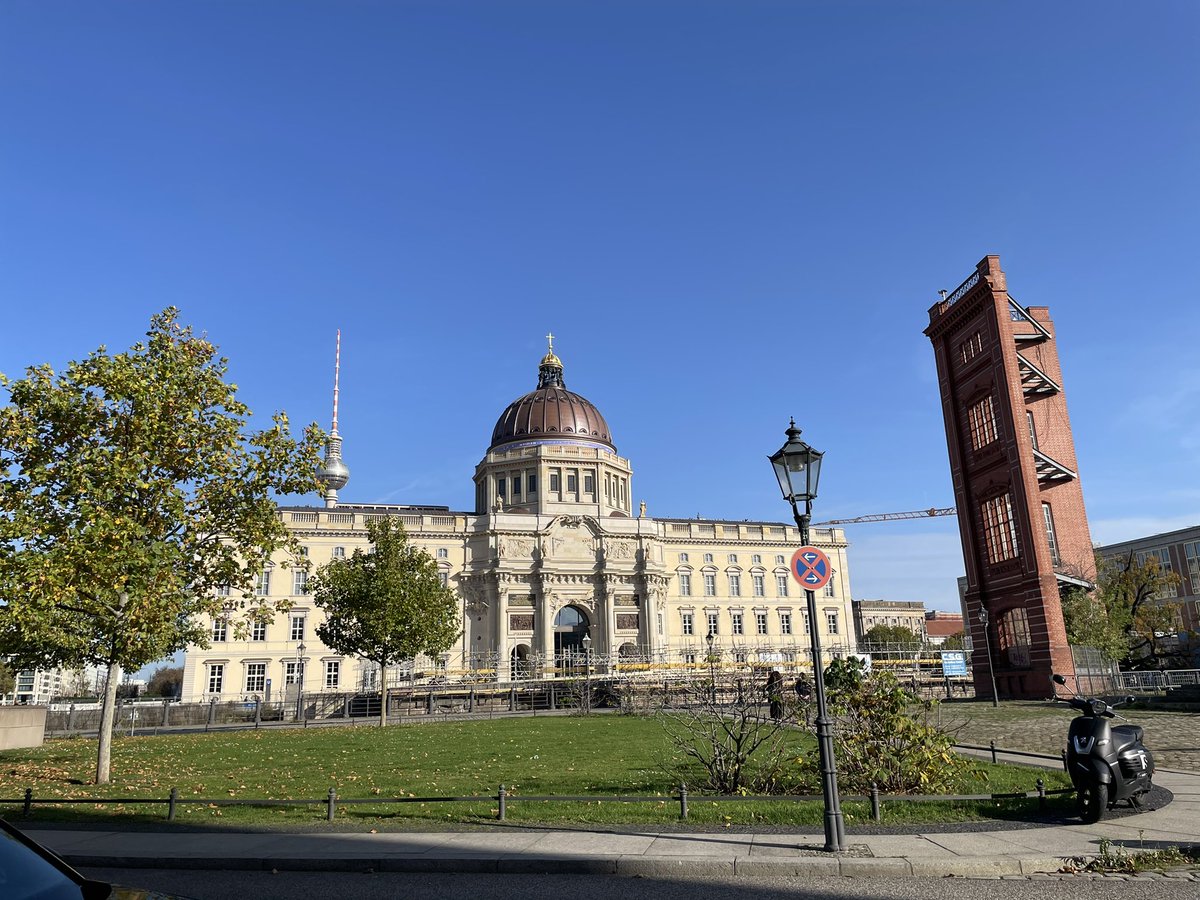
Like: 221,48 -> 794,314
767,669 -> 784,722
794,674 -> 813,726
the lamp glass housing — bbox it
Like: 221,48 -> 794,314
769,425 -> 823,504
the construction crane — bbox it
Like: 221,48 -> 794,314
812,507 -> 957,526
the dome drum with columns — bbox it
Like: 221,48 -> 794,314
180,337 -> 859,700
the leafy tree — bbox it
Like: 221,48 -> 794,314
937,633 -> 967,651
0,659 -> 13,698
802,666 -> 977,794
0,309 -> 323,783
310,517 -> 460,727
1061,552 -> 1184,669
145,665 -> 184,698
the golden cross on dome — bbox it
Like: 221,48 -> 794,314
545,332 -> 555,351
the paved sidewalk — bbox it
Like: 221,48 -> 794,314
22,769 -> 1200,879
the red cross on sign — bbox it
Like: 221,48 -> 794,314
790,546 -> 833,591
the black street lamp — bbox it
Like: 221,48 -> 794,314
582,632 -> 593,715
978,607 -> 1000,708
295,641 -> 306,723
769,418 -> 846,853
706,631 -> 717,703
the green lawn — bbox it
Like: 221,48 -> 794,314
0,715 -> 1071,828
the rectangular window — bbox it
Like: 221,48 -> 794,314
211,619 -> 227,642
1185,542 -> 1200,594
728,574 -> 741,597
293,569 -> 309,595
679,573 -> 692,596
255,568 -> 271,596
826,612 -> 839,634
707,612 -> 719,636
290,615 -> 305,641
681,612 -> 694,636
497,477 -> 506,498
333,546 -> 346,558
732,612 -> 744,635
527,472 -> 538,494
439,571 -> 449,587
1136,548 -> 1176,599
512,474 -> 522,497
734,650 -> 747,663
753,575 -> 765,597
1042,503 -> 1060,566
824,576 -> 836,598
584,472 -> 595,493
684,652 -> 696,665
727,554 -> 738,564
960,330 -> 984,364
251,621 -> 267,641
284,660 -> 301,686
246,663 -> 266,693
776,575 -> 789,597
967,395 -> 999,450
549,470 -> 561,492
679,553 -> 689,562
782,650 -> 796,664
325,660 -> 340,689
215,584 -> 230,597
703,574 -> 716,596
756,612 -> 768,635
780,613 -> 792,636
567,470 -> 578,492
207,664 -> 224,694
981,493 -> 1020,564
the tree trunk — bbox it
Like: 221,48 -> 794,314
379,660 -> 388,728
95,658 -> 121,785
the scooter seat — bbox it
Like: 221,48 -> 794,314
1112,724 -> 1144,754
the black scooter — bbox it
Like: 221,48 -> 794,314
1052,673 -> 1155,823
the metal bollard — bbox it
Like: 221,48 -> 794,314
427,691 -> 434,715
550,685 -> 556,710
327,787 -> 337,821
168,787 -> 178,822
207,698 -> 217,729
509,688 -> 516,712
679,783 -> 689,820
162,699 -> 171,728
67,703 -> 76,732
254,699 -> 262,728
1036,778 -> 1046,812
23,788 -> 32,817
870,784 -> 881,823
1061,748 -> 1068,772
469,689 -> 475,713
990,740 -> 997,764
498,784 -> 507,821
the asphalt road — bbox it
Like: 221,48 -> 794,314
79,868 -> 1200,900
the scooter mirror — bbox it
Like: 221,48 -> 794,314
1051,674 -> 1067,686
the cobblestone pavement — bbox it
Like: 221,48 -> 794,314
931,701 -> 1200,771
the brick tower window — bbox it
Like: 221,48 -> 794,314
1041,503 -> 1060,567
967,395 -> 999,450
981,493 -> 1020,564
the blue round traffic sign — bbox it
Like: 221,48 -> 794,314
790,546 -> 833,590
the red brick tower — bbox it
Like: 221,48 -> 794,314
925,256 -> 1095,700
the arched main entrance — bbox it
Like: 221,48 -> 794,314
554,605 -> 591,674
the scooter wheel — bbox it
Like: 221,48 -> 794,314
1077,783 -> 1108,824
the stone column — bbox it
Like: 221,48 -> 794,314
538,588 -> 556,677
494,585 -> 509,683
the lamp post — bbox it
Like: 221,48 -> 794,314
769,418 -> 846,853
295,641 -> 306,722
582,632 -> 593,715
706,631 -> 717,703
977,608 -> 1000,708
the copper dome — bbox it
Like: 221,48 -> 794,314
489,343 -> 615,452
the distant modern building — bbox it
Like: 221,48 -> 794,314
181,339 -> 860,700
1095,524 -> 1200,655
925,255 -> 1096,699
852,600 -> 927,643
924,611 -> 965,646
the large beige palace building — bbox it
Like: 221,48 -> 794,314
181,341 -> 858,701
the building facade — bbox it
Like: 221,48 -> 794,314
925,255 -> 1095,700
181,342 -> 858,701
924,611 -> 965,646
852,600 -> 927,643
1095,524 -> 1200,663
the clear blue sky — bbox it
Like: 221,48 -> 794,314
3,1 -> 1198,619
